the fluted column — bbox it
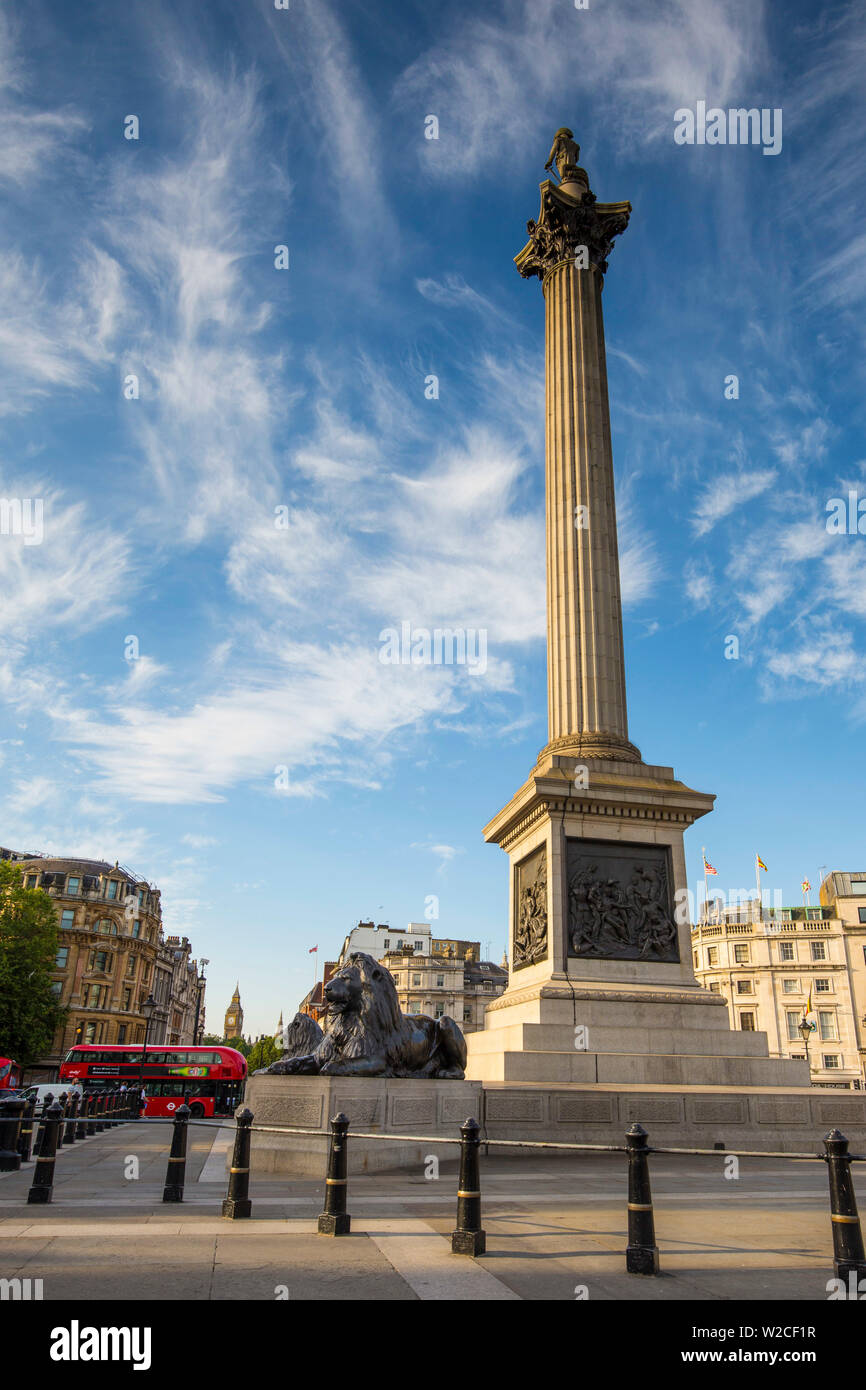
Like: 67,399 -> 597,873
516,159 -> 640,763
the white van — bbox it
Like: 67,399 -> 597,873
19,1082 -> 83,1105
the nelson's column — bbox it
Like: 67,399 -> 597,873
465,132 -> 806,1091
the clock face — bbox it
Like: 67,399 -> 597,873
227,1016 -> 235,1026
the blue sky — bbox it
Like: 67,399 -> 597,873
1,0 -> 864,1036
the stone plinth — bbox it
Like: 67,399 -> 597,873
481,1082 -> 866,1154
243,1075 -> 482,1177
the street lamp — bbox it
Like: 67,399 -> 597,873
138,993 -> 157,1111
798,1014 -> 815,1077
193,958 -> 209,1044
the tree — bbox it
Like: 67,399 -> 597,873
224,1035 -> 249,1057
246,1035 -> 280,1073
0,862 -> 67,1066
200,1033 -> 223,1047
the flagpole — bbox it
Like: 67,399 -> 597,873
755,854 -> 762,924
702,847 -> 708,924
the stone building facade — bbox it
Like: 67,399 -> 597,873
6,852 -> 206,1078
692,876 -> 866,1088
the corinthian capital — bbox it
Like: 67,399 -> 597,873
515,173 -> 631,280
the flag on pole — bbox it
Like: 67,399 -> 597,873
308,945 -> 318,954
756,855 -> 768,872
801,879 -> 812,893
702,854 -> 718,876
805,983 -> 813,1016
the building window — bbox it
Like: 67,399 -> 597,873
408,1002 -> 421,1015
412,974 -> 421,986
859,909 -> 866,925
782,979 -> 799,994
132,920 -> 140,938
67,877 -> 80,894
84,1023 -> 96,1043
93,950 -> 109,973
779,942 -> 795,961
50,981 -> 62,997
26,874 -> 37,889
107,880 -> 118,900
850,881 -> 866,894
87,984 -> 101,1008
739,1012 -> 756,1031
117,1025 -> 127,1043
436,974 -> 444,988
435,1004 -> 445,1018
818,1011 -> 837,1041
708,982 -> 722,993
693,951 -> 698,968
733,944 -> 750,964
383,939 -> 390,949
814,978 -> 831,994
810,941 -> 827,961
707,947 -> 719,966
823,1055 -> 840,1070
786,1012 -> 802,1041
414,942 -> 423,951
122,988 -> 131,1010
736,980 -> 753,995
127,958 -> 136,977
56,946 -> 69,969
142,962 -> 150,981
463,1008 -> 472,1021
60,909 -> 75,929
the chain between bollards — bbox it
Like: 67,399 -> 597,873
823,1128 -> 866,1280
27,1102 -> 63,1204
451,1116 -> 486,1255
222,1107 -> 254,1219
162,1104 -> 190,1202
317,1113 -> 351,1236
625,1123 -> 660,1275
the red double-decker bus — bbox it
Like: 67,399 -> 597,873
0,1057 -> 21,1094
59,1045 -> 247,1118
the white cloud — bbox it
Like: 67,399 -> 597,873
692,469 -> 776,536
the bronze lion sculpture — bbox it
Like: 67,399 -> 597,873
277,952 -> 467,1079
256,1012 -> 324,1075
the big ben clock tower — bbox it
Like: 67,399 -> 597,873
223,983 -> 243,1039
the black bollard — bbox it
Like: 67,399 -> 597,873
318,1113 -> 351,1236
17,1094 -> 37,1163
64,1092 -> 79,1145
34,1093 -> 55,1157
824,1129 -> 866,1280
27,1102 -> 63,1204
55,1093 -> 68,1149
625,1123 -> 660,1275
85,1092 -> 97,1137
0,1098 -> 25,1172
222,1107 -> 254,1219
162,1104 -> 190,1203
75,1092 -> 89,1141
451,1117 -> 486,1255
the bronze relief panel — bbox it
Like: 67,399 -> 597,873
566,839 -> 679,963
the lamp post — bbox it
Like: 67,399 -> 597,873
798,1015 -> 815,1078
193,958 -> 209,1044
138,993 -> 157,1111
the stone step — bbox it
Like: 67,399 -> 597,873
481,993 -> 736,1033
470,1049 -> 810,1088
467,1022 -> 771,1058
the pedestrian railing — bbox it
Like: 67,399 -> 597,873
3,1093 -> 864,1280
